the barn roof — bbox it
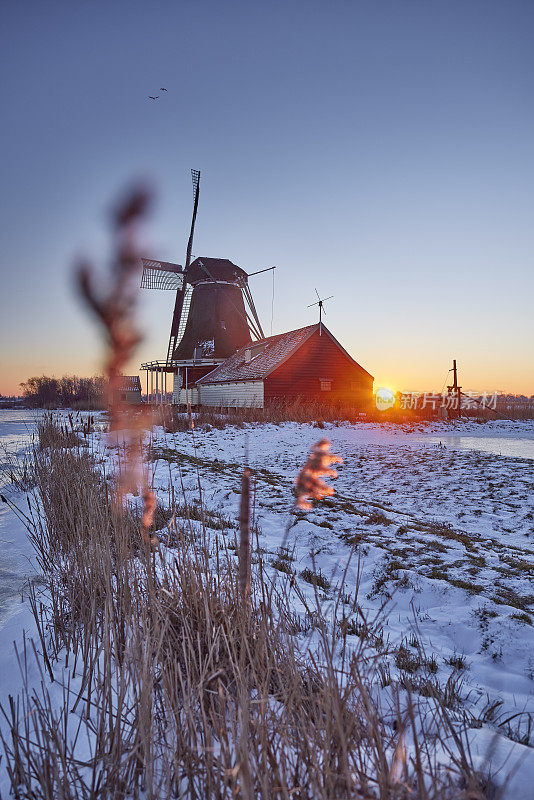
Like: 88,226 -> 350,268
197,324 -> 373,384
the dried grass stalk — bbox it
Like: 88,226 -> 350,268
238,467 -> 251,601
0,417 -> 495,799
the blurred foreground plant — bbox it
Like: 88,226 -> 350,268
294,438 -> 342,510
76,185 -> 157,545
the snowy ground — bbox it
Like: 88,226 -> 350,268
0,412 -> 533,796
145,417 -> 534,792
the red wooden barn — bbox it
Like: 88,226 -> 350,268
196,323 -> 373,409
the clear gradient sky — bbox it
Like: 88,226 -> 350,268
1,0 -> 533,396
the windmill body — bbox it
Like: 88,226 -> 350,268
173,258 -> 252,360
140,172 -> 265,405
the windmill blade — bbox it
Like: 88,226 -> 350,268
244,310 -> 264,341
140,259 -> 184,290
307,300 -> 320,308
315,288 -> 321,301
166,286 -> 187,363
166,169 -> 201,364
185,169 -> 201,273
243,283 -> 265,339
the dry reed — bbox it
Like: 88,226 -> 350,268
294,438 -> 342,511
238,467 -> 251,601
0,416 -> 495,799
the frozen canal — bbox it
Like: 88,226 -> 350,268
0,410 -> 38,629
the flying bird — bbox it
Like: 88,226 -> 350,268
160,87 -> 167,91
148,95 -> 159,100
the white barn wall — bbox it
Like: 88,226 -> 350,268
179,388 -> 199,405
172,375 -> 199,406
199,381 -> 264,408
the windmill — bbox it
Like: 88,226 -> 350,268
140,170 -> 271,404
308,289 -> 333,335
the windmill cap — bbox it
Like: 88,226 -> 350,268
188,258 -> 248,285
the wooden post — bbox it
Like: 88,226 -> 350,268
447,359 -> 462,419
453,360 -> 462,418
238,468 -> 251,601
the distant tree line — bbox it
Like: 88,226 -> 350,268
20,375 -> 105,409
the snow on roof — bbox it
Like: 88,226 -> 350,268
118,376 -> 141,392
197,324 -> 321,384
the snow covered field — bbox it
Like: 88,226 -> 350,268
146,417 -> 534,791
0,411 -> 533,796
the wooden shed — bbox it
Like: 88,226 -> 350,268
196,324 -> 373,409
117,376 -> 143,405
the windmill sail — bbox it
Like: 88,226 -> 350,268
140,259 -> 183,290
166,169 -> 201,364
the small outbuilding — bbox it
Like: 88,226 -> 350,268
196,323 -> 373,409
118,376 -> 143,405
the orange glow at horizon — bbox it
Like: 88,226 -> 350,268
2,1 -> 534,407
1,351 -> 533,399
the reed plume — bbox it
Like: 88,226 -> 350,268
294,438 -> 342,510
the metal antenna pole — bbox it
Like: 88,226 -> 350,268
307,290 -> 333,335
